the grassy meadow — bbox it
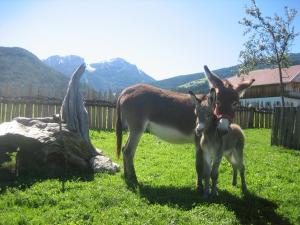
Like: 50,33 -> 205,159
0,129 -> 299,224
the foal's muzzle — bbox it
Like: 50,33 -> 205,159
195,122 -> 205,136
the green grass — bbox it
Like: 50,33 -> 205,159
0,129 -> 299,224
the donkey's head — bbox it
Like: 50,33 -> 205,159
204,65 -> 255,133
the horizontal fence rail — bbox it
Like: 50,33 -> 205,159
271,106 -> 300,150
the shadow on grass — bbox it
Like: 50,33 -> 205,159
0,168 -> 95,194
138,184 -> 292,225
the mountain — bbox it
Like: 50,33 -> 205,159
43,55 -> 85,77
84,58 -> 155,92
0,47 -> 69,98
43,56 -> 155,92
153,53 -> 300,93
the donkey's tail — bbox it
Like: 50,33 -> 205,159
116,97 -> 123,158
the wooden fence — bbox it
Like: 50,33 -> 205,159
0,98 -> 117,130
3,97 -> 299,149
271,106 -> 300,150
233,107 -> 273,129
0,97 -> 274,131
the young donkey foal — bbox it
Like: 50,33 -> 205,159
190,86 -> 252,198
116,65 -> 254,185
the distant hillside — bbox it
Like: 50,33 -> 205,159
154,53 -> 300,93
0,47 -> 69,98
43,56 -> 156,91
152,65 -> 239,91
150,72 -> 202,89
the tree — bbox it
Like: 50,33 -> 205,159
239,0 -> 298,106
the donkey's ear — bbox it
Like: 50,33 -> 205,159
189,91 -> 201,107
204,65 -> 224,89
234,79 -> 255,98
208,88 -> 216,106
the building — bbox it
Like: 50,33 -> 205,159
228,65 -> 300,107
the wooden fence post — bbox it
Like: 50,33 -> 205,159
293,106 -> 300,149
12,102 -> 19,120
247,107 -> 254,128
98,106 -> 103,130
6,102 -> 13,122
0,103 -> 2,123
271,107 -> 280,146
107,107 -> 113,130
286,107 -> 296,148
103,107 -> 107,130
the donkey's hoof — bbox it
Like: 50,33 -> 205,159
203,191 -> 210,200
242,186 -> 248,195
211,190 -> 219,197
196,185 -> 203,194
124,174 -> 138,185
125,178 -> 138,190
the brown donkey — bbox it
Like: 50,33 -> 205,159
116,65 -> 254,185
190,80 -> 254,198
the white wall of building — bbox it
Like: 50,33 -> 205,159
240,96 -> 300,107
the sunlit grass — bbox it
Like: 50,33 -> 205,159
0,129 -> 299,224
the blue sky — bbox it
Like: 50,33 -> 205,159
0,0 -> 299,80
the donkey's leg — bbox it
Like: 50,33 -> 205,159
211,150 -> 222,196
195,136 -> 204,193
122,131 -> 142,184
202,150 -> 211,199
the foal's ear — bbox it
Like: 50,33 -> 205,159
234,79 -> 255,98
189,91 -> 201,107
208,88 -> 216,106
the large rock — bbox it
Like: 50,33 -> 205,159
0,117 -> 119,176
0,63 -> 120,177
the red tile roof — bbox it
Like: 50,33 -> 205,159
227,65 -> 300,87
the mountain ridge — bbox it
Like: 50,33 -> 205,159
1,46 -> 299,98
43,55 -> 155,92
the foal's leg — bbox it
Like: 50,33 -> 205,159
225,153 -> 238,186
211,150 -> 223,196
234,144 -> 247,193
232,165 -> 238,186
195,135 -> 204,193
238,163 -> 247,193
202,150 -> 211,198
227,149 -> 247,193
